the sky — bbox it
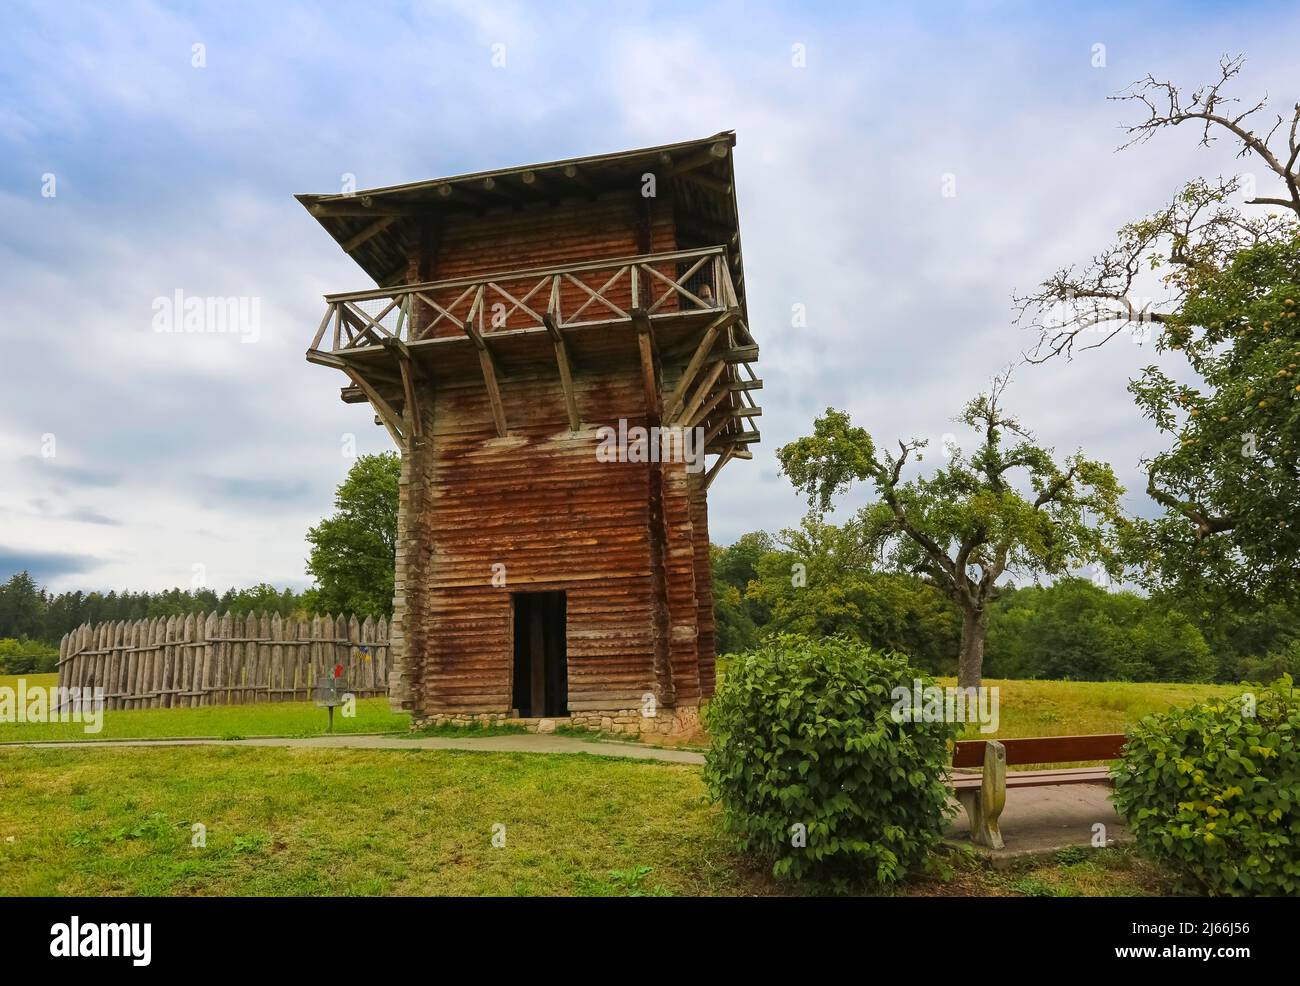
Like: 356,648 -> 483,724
2,0 -> 1298,595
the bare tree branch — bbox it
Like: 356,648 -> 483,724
1017,57 -> 1300,363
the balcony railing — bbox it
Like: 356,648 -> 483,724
308,245 -> 742,354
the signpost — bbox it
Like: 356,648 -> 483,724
313,664 -> 349,733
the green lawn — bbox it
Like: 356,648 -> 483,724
0,743 -> 1166,897
0,745 -> 772,896
0,673 -> 410,742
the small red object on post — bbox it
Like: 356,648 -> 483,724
334,663 -> 344,678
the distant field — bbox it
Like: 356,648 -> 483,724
941,677 -> 1246,740
0,673 -> 409,742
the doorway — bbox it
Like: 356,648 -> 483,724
512,591 -> 567,718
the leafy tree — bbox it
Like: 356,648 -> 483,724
711,531 -> 774,654
712,531 -> 774,591
0,571 -> 44,639
985,580 -> 1215,682
304,452 -> 400,619
1123,237 -> 1300,599
777,377 -> 1123,687
1016,56 -> 1300,600
743,515 -> 960,673
711,579 -> 758,656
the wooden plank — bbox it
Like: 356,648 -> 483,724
631,309 -> 660,420
953,734 -> 1127,768
342,367 -> 406,447
673,359 -> 726,426
687,387 -> 732,428
543,312 -> 581,431
662,312 -> 736,420
466,297 -> 508,437
341,215 -> 398,252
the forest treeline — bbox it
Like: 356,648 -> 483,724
711,527 -> 1300,685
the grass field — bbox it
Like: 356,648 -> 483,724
945,677 -> 1245,739
0,673 -> 410,742
0,744 -> 1169,897
0,671 -> 1243,895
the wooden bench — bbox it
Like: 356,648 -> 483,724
949,734 -> 1126,849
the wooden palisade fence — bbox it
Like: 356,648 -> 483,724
56,613 -> 390,710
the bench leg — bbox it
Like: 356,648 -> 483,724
957,740 -> 1006,849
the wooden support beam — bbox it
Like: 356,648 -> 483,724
478,349 -> 508,437
706,429 -> 760,452
309,201 -> 405,219
543,312 -> 581,432
382,337 -> 423,440
703,415 -> 731,446
674,360 -> 726,426
306,349 -> 349,370
704,448 -> 734,489
398,357 -> 422,438
562,164 -> 594,189
720,344 -> 759,363
341,216 -> 398,253
676,170 -> 733,196
343,367 -> 405,448
630,308 -> 661,421
662,312 -> 736,421
687,384 -> 731,429
463,316 -> 508,437
668,142 -> 730,176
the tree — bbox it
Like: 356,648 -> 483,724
304,452 -> 400,619
741,514 -> 961,672
985,580 -> 1215,683
1122,237 -> 1300,599
1015,55 -> 1300,599
776,376 -> 1123,687
711,530 -> 775,653
0,571 -> 45,639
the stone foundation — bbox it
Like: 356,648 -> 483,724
412,706 -> 701,737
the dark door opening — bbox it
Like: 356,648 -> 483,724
512,591 -> 567,718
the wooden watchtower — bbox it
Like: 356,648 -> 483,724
298,133 -> 760,732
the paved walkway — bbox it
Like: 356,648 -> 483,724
10,732 -> 707,764
946,783 -> 1130,864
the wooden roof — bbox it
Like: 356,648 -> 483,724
296,132 -> 745,294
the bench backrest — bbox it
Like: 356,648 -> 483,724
953,733 -> 1126,768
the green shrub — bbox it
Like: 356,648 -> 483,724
1112,677 -> 1300,896
0,637 -> 59,675
703,634 -> 958,891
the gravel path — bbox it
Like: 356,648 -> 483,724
7,732 -> 707,764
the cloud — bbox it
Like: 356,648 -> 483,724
17,457 -> 122,489
2,0 -> 1298,593
200,475 -> 316,504
0,547 -> 103,583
